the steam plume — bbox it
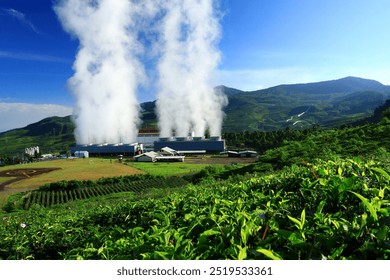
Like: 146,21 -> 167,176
55,0 -> 226,143
54,0 -> 144,144
156,0 -> 227,137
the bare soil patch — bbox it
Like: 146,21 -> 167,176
0,168 -> 60,191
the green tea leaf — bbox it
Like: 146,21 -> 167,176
316,200 -> 326,214
288,232 -> 305,245
371,168 -> 390,181
378,188 -> 385,199
256,248 -> 282,260
376,226 -> 388,241
240,225 -> 250,245
237,246 -> 247,260
349,191 -> 378,222
300,209 -> 306,228
198,229 -> 221,244
287,215 -> 302,230
331,244 -> 347,259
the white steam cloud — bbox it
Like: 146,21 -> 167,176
156,0 -> 227,137
55,0 -> 226,143
54,0 -> 145,144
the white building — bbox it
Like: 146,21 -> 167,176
134,151 -> 159,162
134,149 -> 185,162
74,151 -> 89,158
25,146 -> 39,157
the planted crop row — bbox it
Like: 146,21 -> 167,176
1,157 -> 389,260
22,177 -> 188,210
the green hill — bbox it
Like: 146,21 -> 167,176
1,80 -> 390,260
1,76 -> 389,158
0,116 -> 75,158
139,76 -> 390,132
223,77 -> 390,131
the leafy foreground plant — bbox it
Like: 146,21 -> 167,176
0,158 -> 389,260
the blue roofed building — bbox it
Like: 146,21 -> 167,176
153,136 -> 225,153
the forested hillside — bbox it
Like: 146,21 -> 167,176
2,76 -> 389,159
1,95 -> 389,260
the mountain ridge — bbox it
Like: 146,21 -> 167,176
1,76 -> 389,156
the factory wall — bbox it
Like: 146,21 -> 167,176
70,144 -> 140,157
154,139 -> 225,153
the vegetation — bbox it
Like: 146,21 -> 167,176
0,116 -> 75,158
222,77 -> 389,132
0,158 -> 144,210
19,176 -> 188,210
0,157 -> 388,259
125,161 -> 222,176
0,84 -> 389,260
2,77 -> 389,158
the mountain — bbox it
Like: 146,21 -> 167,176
140,101 -> 157,128
256,76 -> 387,96
1,76 -> 389,157
0,116 -> 75,157
350,98 -> 390,126
222,76 -> 390,131
215,85 -> 245,96
138,77 -> 390,131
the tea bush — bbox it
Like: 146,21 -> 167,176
0,157 -> 388,260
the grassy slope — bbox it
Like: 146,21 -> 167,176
0,116 -> 75,157
0,119 -> 389,259
126,162 -> 222,176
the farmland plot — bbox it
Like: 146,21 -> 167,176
22,177 -> 189,209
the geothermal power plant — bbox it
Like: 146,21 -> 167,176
70,132 -> 225,157
154,136 -> 225,153
57,0 -> 226,156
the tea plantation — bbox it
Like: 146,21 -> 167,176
0,111 -> 389,259
0,156 -> 389,260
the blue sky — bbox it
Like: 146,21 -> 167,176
1,0 -> 390,132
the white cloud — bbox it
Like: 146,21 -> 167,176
0,50 -> 69,63
0,103 -> 73,133
2,8 -> 41,34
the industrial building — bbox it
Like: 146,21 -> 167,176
153,136 -> 225,153
134,151 -> 159,162
70,143 -> 143,157
69,131 -> 225,157
136,127 -> 160,148
134,150 -> 185,162
74,151 -> 89,158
